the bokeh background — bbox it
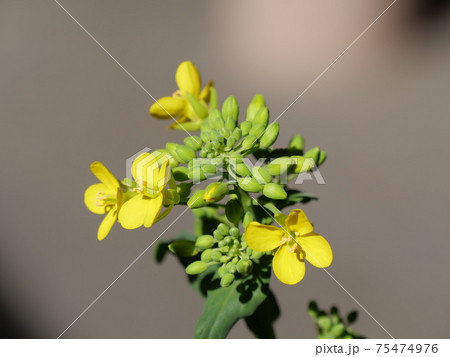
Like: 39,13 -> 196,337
1,0 -> 450,338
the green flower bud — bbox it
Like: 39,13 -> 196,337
263,183 -> 287,200
220,273 -> 235,287
213,230 -> 224,241
220,127 -> 231,138
249,123 -> 266,138
246,94 -> 266,121
225,117 -> 236,131
226,137 -> 236,150
217,223 -> 230,236
304,146 -> 320,163
220,255 -> 230,263
318,150 -> 327,165
185,261 -> 207,275
168,240 -> 198,257
175,145 -> 197,163
208,108 -> 225,129
224,236 -> 232,244
201,249 -> 213,262
187,167 -> 207,182
211,251 -> 222,262
218,266 -> 227,278
221,95 -> 239,123
229,227 -> 240,237
253,107 -> 269,127
195,235 -> 215,250
243,211 -> 256,227
289,134 -> 305,151
165,142 -> 183,163
240,121 -> 252,136
220,246 -> 230,253
187,190 -> 207,208
234,163 -> 251,177
226,262 -> 237,274
292,156 -> 315,173
236,259 -> 252,274
184,136 -> 203,151
200,131 -> 211,143
238,177 -> 263,193
265,157 -> 296,176
163,188 -> 180,205
225,200 -> 244,226
172,166 -> 190,181
252,166 -> 272,184
241,135 -> 258,150
186,92 -> 208,119
259,122 -> 280,148
201,164 -> 217,174
201,122 -> 212,132
203,182 -> 229,202
232,127 -> 242,141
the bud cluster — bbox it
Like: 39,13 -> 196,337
183,223 -> 267,287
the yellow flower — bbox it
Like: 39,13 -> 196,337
84,162 -> 123,241
245,209 -> 333,285
149,61 -> 213,131
118,152 -> 173,229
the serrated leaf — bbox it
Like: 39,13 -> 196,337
195,256 -> 272,338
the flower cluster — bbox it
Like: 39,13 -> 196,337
84,60 -> 333,286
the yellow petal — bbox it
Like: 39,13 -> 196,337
97,207 -> 117,241
90,162 -> 119,191
175,61 -> 201,97
273,244 -> 306,285
118,194 -> 147,229
285,209 -> 314,235
299,233 -> 333,268
84,183 -> 109,214
150,96 -> 186,118
245,222 -> 283,252
143,194 -> 163,228
199,80 -> 214,102
132,153 -> 159,190
156,159 -> 169,191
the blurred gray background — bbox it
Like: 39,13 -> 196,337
1,0 -> 450,338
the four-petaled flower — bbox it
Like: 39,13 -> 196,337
118,152 -> 172,229
150,60 -> 213,131
245,209 -> 333,285
84,162 -> 123,240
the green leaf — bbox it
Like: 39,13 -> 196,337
244,289 -> 280,338
195,256 -> 272,338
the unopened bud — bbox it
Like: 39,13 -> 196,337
232,127 -> 242,141
253,107 -> 269,126
175,145 -> 197,163
249,123 -> 266,138
240,121 -> 252,136
234,162 -> 251,177
208,108 -> 225,129
265,157 -> 295,176
225,117 -> 236,131
217,223 -> 229,236
187,190 -> 207,208
185,261 -> 207,275
211,251 -> 222,262
292,156 -> 315,173
242,135 -> 258,150
238,177 -> 263,193
318,150 -> 327,165
220,273 -> 235,287
263,183 -> 287,200
243,211 -> 256,227
246,94 -> 266,121
195,235 -> 215,249
201,249 -> 213,262
221,96 -> 239,123
252,166 -> 272,184
184,136 -> 203,151
289,134 -> 305,151
304,147 -> 320,163
168,240 -> 198,257
203,182 -> 229,202
259,122 -> 280,148
165,142 -> 183,163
